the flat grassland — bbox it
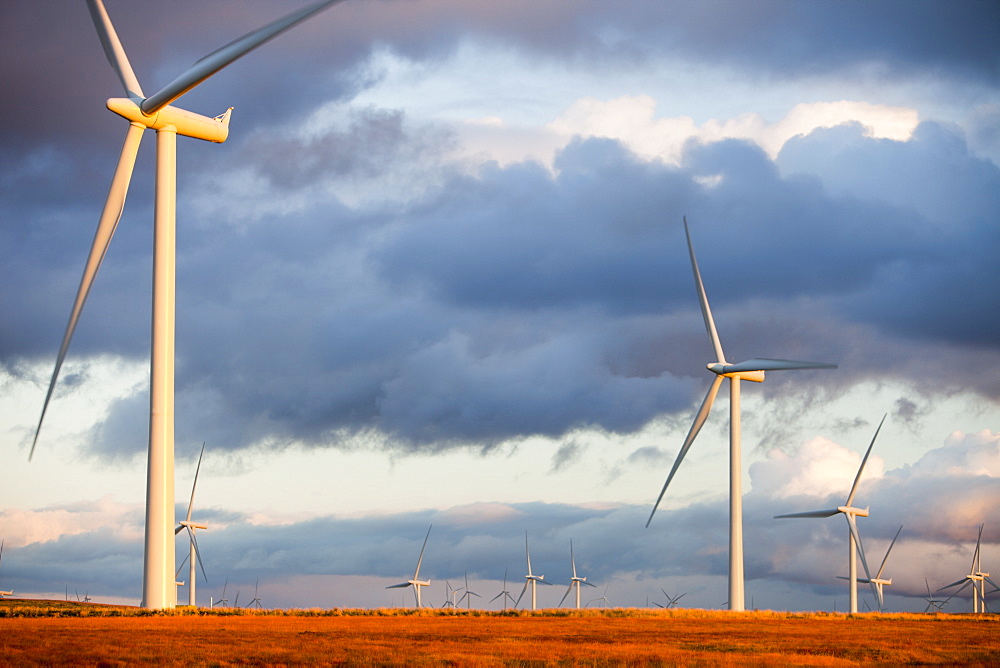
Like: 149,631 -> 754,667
1,600 -> 998,666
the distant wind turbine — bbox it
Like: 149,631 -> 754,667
489,568 -> 517,610
647,217 -> 837,611
923,578 -> 949,613
176,442 -> 208,607
660,588 -> 686,609
441,580 -> 462,609
385,525 -> 433,608
217,577 -> 230,608
248,578 -> 263,609
458,571 -> 481,609
587,585 -> 611,608
558,540 -> 597,609
0,541 -> 12,598
27,0 -> 341,610
514,532 -> 551,610
939,525 -> 997,613
838,525 -> 902,613
775,415 -> 887,613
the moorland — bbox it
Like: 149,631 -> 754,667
1,599 -> 998,666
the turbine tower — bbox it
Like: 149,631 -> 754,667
514,532 -> 551,610
558,539 -> 596,609
385,525 -> 433,608
28,0 -> 341,610
647,217 -> 837,611
176,442 -> 208,607
0,541 -> 13,598
775,415 -> 886,613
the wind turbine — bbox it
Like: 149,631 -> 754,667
248,578 -> 263,609
0,541 -> 12,598
385,525 -> 433,608
514,532 -> 551,610
558,539 -> 596,609
838,525 -> 902,613
775,415 -> 886,613
647,217 -> 837,611
176,442 -> 208,606
939,525 -> 997,613
923,578 -> 949,613
458,571 -> 481,609
587,585 -> 611,608
217,577 -> 230,608
489,568 -> 517,610
660,588 -> 686,609
441,580 -> 462,609
27,0 -> 341,610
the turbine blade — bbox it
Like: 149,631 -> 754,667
683,217 -> 726,364
646,374 -> 723,527
525,531 -> 532,576
774,509 -> 841,519
413,525 -> 432,580
29,123 -> 144,461
385,583 -> 410,589
186,442 -> 206,523
141,0 -> 342,114
583,581 -> 597,588
188,528 -> 209,583
719,358 -> 838,374
937,578 -> 969,591
175,553 -> 189,579
85,0 -> 145,99
570,539 -> 577,579
514,582 -> 527,608
558,584 -> 573,607
845,414 -> 886,507
876,525 -> 903,579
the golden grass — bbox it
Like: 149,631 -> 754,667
0,600 -> 997,666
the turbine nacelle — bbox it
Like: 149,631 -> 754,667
107,98 -> 231,143
708,364 -> 765,383
838,505 -> 870,518
178,520 -> 208,531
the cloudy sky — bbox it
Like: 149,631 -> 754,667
1,0 -> 998,612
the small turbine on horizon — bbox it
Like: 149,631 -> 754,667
939,524 -> 997,613
558,539 -> 597,609
175,442 -> 208,607
647,217 -> 837,612
386,525 -> 433,608
775,415 -> 887,613
458,571 -> 481,609
489,568 -> 517,610
514,532 -> 551,610
838,524 -> 902,613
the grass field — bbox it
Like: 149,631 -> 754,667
1,599 -> 998,666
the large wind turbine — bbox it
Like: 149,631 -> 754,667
939,525 -> 996,613
175,442 -> 208,607
647,217 -> 837,611
385,525 -> 433,608
775,415 -> 886,613
558,539 -> 596,609
28,0 -> 341,610
515,532 -> 551,610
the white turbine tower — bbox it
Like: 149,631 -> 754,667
27,0 -> 341,610
176,442 -> 208,607
515,532 -> 551,610
558,539 -> 597,609
839,524 -> 902,613
939,525 -> 997,613
647,217 -> 837,611
775,415 -> 886,613
0,541 -> 13,598
385,525 -> 433,608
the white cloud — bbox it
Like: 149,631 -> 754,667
547,95 -> 919,162
751,436 -> 885,501
0,496 -> 142,547
903,429 -> 1000,478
